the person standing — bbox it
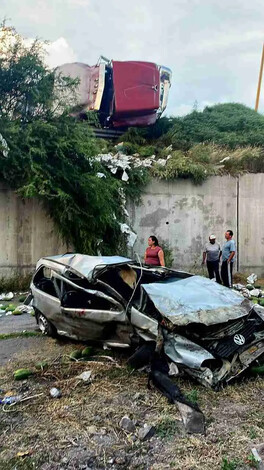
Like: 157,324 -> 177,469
144,236 -> 165,267
221,230 -> 236,288
202,235 -> 221,283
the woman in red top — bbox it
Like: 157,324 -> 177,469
144,235 -> 165,267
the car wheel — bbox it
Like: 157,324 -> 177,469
37,312 -> 57,337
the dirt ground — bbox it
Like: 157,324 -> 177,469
1,336 -> 264,470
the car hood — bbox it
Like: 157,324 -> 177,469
43,254 -> 133,281
142,275 -> 251,326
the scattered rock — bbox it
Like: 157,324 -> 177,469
138,424 -> 155,441
251,289 -> 262,298
49,387 -> 61,398
119,415 -> 136,433
176,401 -> 205,434
76,370 -> 93,383
247,273 -> 258,285
115,455 -> 126,465
87,425 -> 97,435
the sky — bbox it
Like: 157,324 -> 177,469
2,0 -> 264,116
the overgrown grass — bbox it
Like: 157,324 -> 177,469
155,416 -> 182,440
221,457 -> 242,470
0,331 -> 40,340
150,143 -> 264,184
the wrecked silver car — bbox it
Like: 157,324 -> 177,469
30,253 -> 264,388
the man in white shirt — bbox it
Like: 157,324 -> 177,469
202,234 -> 222,284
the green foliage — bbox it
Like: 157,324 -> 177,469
83,110 -> 101,128
160,240 -> 174,268
246,453 -> 259,468
0,23 -> 145,254
137,145 -> 156,157
0,272 -> 32,292
1,118 -> 128,254
185,389 -> 199,404
220,458 -> 240,470
123,166 -> 150,203
151,148 -> 212,184
167,103 -> 264,150
156,416 -> 181,440
0,23 -> 77,123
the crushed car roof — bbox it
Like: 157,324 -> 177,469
142,275 -> 251,326
42,254 -> 133,281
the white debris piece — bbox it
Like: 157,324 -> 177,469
76,370 -> 93,383
121,170 -> 129,182
247,273 -> 257,285
168,363 -> 179,376
219,156 -> 231,163
0,292 -> 14,301
232,284 -> 244,291
96,172 -> 106,178
120,223 -> 137,248
156,158 -> 167,167
15,305 -> 34,314
251,289 -> 262,298
0,133 -> 9,158
94,152 -> 157,179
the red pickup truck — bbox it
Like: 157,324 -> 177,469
57,59 -> 172,127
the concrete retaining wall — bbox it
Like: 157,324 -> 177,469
128,174 -> 264,277
0,183 -> 69,277
0,174 -> 263,277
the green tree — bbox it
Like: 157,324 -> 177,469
0,23 -> 133,254
0,23 -> 78,123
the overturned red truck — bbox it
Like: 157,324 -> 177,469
56,58 -> 172,128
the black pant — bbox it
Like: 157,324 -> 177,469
207,260 -> 221,284
221,260 -> 233,288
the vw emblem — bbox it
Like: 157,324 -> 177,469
233,334 -> 245,346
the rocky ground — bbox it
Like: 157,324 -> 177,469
1,332 -> 264,470
1,280 -> 264,470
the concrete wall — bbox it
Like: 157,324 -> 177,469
0,174 -> 263,278
128,174 -> 264,277
0,183 -> 69,277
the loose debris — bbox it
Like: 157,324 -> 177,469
75,370 -> 93,383
49,387 -> 62,398
149,370 -> 205,434
233,273 -> 264,305
1,337 -> 264,469
138,424 -> 155,441
0,292 -> 14,301
119,415 -> 136,433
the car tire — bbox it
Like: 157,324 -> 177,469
36,311 -> 57,337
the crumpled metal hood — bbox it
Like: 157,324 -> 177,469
142,275 -> 251,326
42,254 -> 132,281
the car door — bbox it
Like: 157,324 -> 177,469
53,271 -> 126,341
31,265 -> 61,326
